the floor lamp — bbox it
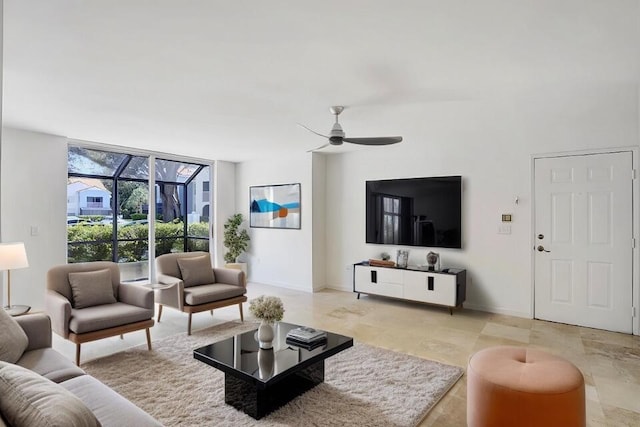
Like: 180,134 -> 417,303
0,242 -> 30,316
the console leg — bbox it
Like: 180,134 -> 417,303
357,293 -> 361,300
449,307 -> 453,316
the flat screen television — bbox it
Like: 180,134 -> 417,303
365,176 -> 462,249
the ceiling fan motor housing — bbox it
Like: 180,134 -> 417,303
329,136 -> 343,145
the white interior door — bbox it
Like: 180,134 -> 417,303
534,152 -> 633,333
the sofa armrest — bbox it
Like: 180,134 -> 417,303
118,283 -> 154,310
155,274 -> 184,310
213,268 -> 245,288
45,290 -> 71,339
15,313 -> 52,351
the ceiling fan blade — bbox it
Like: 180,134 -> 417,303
297,123 -> 329,139
306,143 -> 331,153
343,136 -> 403,146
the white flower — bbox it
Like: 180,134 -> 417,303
249,295 -> 284,323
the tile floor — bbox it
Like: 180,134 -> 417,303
52,282 -> 640,426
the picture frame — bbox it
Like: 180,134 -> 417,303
250,183 -> 301,229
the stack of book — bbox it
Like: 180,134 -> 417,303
285,327 -> 328,350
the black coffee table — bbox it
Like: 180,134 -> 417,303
193,322 -> 353,419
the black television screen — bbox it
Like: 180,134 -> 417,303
366,176 -> 462,249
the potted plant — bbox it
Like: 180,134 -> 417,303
223,213 -> 250,280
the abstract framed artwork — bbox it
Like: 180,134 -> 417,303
250,183 -> 301,229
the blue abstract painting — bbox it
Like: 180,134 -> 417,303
250,183 -> 301,229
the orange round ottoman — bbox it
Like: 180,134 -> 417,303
467,346 -> 585,427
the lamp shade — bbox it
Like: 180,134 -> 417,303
0,242 -> 29,270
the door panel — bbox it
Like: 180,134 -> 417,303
534,152 -> 633,333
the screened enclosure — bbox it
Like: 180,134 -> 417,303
67,146 -> 211,281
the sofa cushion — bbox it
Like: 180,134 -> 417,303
176,255 -> 215,287
62,375 -> 162,426
69,302 -> 153,334
68,268 -> 117,309
17,348 -> 85,383
184,283 -> 246,306
0,361 -> 100,427
0,307 -> 29,364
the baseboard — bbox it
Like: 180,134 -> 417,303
324,283 -> 352,292
463,302 -> 531,319
249,280 -> 313,293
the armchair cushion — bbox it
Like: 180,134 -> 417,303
69,303 -> 153,335
0,361 -> 100,427
0,308 -> 29,364
183,283 -> 246,306
68,269 -> 117,309
176,255 -> 215,287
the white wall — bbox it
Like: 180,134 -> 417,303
213,160 -> 236,267
1,128 -> 68,310
311,153 -> 326,291
323,82 -> 639,318
236,153 -> 315,291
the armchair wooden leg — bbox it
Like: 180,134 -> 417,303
157,304 -> 163,322
188,313 -> 193,336
146,328 -> 152,351
120,334 -> 124,339
239,303 -> 244,321
210,310 -> 213,316
75,344 -> 81,366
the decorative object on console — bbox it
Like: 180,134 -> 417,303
381,252 -> 391,261
396,249 -> 409,269
368,259 -> 395,268
0,242 -> 30,316
223,213 -> 250,263
249,295 -> 284,349
250,183 -> 301,229
426,251 -> 440,271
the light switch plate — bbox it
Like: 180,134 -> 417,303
498,224 -> 512,234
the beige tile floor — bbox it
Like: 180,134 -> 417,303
52,282 -> 640,426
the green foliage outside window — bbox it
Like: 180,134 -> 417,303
68,222 -> 210,263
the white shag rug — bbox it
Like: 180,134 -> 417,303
82,321 -> 463,427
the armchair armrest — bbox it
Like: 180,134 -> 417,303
213,268 -> 245,288
119,283 -> 154,310
155,274 -> 184,310
15,313 -> 52,351
45,290 -> 71,339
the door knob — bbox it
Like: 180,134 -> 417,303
536,245 -> 550,253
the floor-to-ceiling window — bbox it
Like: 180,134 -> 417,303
67,146 -> 211,282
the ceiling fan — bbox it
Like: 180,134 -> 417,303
299,106 -> 403,152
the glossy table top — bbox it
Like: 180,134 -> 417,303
194,322 -> 353,386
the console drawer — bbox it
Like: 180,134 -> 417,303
354,266 -> 403,298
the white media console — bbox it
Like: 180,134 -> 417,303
353,263 -> 467,314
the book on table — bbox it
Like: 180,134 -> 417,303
285,327 -> 327,343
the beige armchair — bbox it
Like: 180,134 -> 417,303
155,251 -> 246,335
46,262 -> 155,365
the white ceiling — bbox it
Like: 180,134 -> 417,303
2,1 -> 638,162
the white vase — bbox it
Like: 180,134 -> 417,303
257,321 -> 274,349
257,348 -> 274,379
